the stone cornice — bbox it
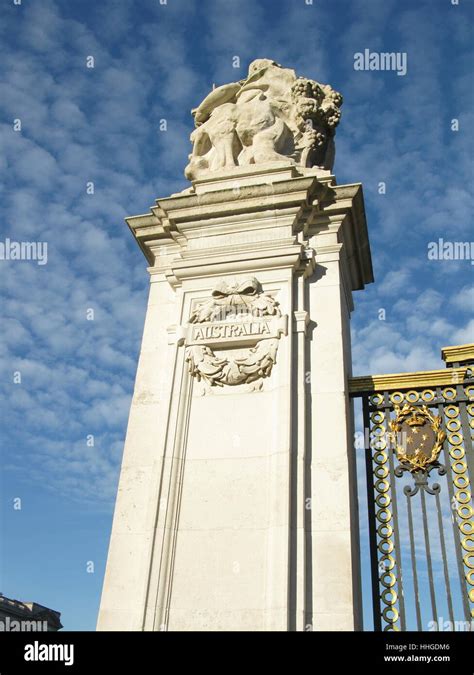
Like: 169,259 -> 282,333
0,596 -> 62,631
152,177 -> 330,224
125,166 -> 373,293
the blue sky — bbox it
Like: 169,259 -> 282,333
0,0 -> 472,631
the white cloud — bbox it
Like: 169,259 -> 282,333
451,285 -> 474,312
452,319 -> 474,345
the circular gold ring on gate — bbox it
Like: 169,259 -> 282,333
373,451 -> 388,466
462,536 -> 474,552
460,521 -> 474,535
469,589 -> 474,603
449,446 -> 465,460
452,460 -> 468,475
377,523 -> 393,539
406,390 -> 419,403
467,570 -> 474,586
375,507 -> 392,528
375,479 -> 390,494
384,625 -> 400,632
372,410 -> 384,424
379,554 -> 395,571
390,392 -> 404,405
455,490 -> 471,505
448,432 -> 463,446
467,403 -> 474,416
446,419 -> 461,432
378,539 -> 394,555
445,406 -> 459,419
380,572 -> 396,589
457,504 -> 473,520
375,465 -> 389,479
371,424 -> 386,437
442,387 -> 457,400
382,606 -> 399,623
381,588 -> 398,605
370,392 -> 384,406
464,385 -> 474,398
372,437 -> 387,451
454,475 -> 469,490
464,553 -> 474,570
376,493 -> 391,508
421,389 -> 435,402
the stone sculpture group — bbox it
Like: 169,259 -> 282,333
185,58 -> 343,180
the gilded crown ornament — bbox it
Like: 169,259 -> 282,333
390,404 -> 447,497
390,404 -> 446,473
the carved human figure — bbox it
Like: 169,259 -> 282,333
185,59 -> 342,180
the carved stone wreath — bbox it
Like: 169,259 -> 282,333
186,339 -> 279,390
185,277 -> 286,392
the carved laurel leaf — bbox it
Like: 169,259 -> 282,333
185,339 -> 278,390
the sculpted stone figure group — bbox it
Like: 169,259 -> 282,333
185,59 -> 343,180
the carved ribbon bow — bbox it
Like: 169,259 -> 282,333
211,277 -> 261,307
189,276 -> 279,324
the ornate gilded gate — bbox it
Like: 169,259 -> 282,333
350,344 -> 474,631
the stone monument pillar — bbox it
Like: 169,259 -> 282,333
97,59 -> 373,631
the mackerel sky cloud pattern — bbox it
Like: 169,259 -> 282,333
0,0 -> 472,630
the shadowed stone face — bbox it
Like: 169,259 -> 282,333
184,59 -> 343,180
